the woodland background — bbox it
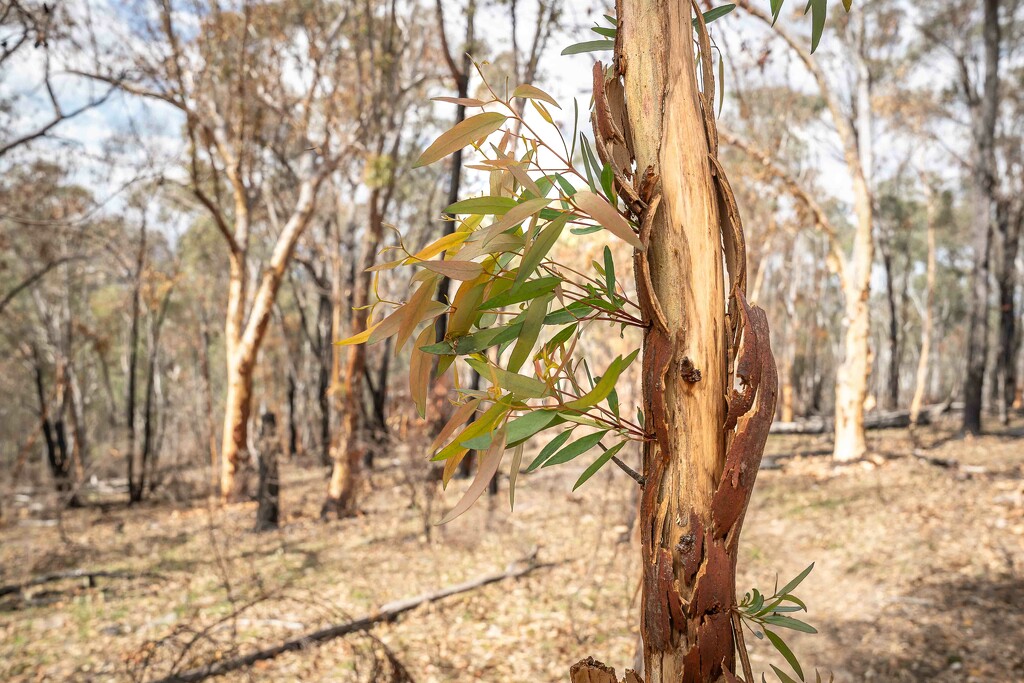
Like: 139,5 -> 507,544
0,0 -> 1022,681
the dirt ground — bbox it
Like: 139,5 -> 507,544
2,418 -> 1022,683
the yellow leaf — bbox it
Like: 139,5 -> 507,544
531,99 -> 554,124
395,279 -> 436,353
336,321 -> 381,346
574,191 -> 644,251
414,112 -> 507,168
511,84 -> 562,109
438,426 -> 507,524
406,231 -> 471,263
366,258 -> 405,272
429,398 -> 481,455
431,96 -> 494,106
409,326 -> 434,418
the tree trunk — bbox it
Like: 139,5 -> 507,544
221,176 -> 324,501
319,278 -> 334,466
962,0 -> 1001,436
615,2 -> 777,678
255,412 -> 281,532
140,284 -> 174,497
323,193 -> 384,518
910,183 -> 938,426
994,201 -> 1021,424
220,248 -> 253,501
126,221 -> 146,503
196,308 -> 220,499
881,244 -> 900,410
832,35 -> 875,463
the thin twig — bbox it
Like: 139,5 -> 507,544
732,609 -> 755,683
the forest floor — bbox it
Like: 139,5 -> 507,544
1,417 -> 1023,683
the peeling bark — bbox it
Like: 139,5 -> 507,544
576,3 -> 777,679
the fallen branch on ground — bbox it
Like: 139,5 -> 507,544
153,549 -> 554,683
769,402 -> 958,435
0,569 -> 162,599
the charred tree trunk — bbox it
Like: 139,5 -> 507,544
994,199 -> 1021,424
881,239 -> 900,410
126,222 -> 145,504
140,284 -> 173,498
31,347 -> 78,506
318,280 -> 334,466
962,0 -> 1001,436
255,412 -> 281,532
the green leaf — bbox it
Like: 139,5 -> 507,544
507,293 -> 553,372
564,349 -> 639,410
778,563 -> 815,597
572,440 -> 627,490
507,409 -> 561,445
600,163 -> 616,204
763,615 -> 818,634
543,430 -> 608,467
420,322 -> 524,356
590,26 -> 617,38
481,276 -> 560,310
770,0 -> 785,24
561,40 -> 615,55
446,195 -> 519,215
462,408 -> 560,451
603,246 -> 615,295
765,629 -> 804,682
805,0 -> 827,53
544,323 -> 578,352
415,112 -> 507,168
554,173 -> 577,197
516,213 -> 570,287
508,443 -> 524,510
527,430 -> 573,472
433,399 -> 511,461
606,387 -> 619,417
579,134 -> 598,193
770,664 -> 801,683
466,357 -> 549,399
545,301 -> 590,325
780,594 -> 808,611
693,3 -> 736,27
570,225 -> 603,236
471,197 -> 552,246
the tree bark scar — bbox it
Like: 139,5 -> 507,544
593,62 -> 644,214
678,514 -> 704,585
724,294 -> 759,430
594,61 -> 626,145
639,321 -> 676,651
634,195 -> 668,332
712,300 -> 777,540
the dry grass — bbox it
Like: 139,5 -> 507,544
1,417 -> 1022,682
